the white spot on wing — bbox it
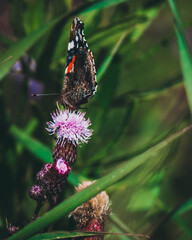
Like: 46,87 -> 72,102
93,85 -> 98,95
68,40 -> 74,51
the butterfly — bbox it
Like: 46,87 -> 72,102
60,17 -> 97,110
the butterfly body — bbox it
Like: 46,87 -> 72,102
60,17 -> 97,109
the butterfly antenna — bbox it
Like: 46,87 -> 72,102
31,93 -> 59,97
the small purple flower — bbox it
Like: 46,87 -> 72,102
46,110 -> 93,146
12,61 -> 22,72
55,158 -> 70,175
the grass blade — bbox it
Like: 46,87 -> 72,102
97,31 -> 128,81
82,0 -> 129,13
28,231 -> 101,240
0,0 -> 132,81
97,7 -> 159,82
109,214 -> 139,240
0,16 -> 64,81
8,125 -> 192,240
174,198 -> 192,216
168,0 -> 192,117
10,125 -> 52,163
29,231 -> 149,240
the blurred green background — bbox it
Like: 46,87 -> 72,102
0,0 -> 192,239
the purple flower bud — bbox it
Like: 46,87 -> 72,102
43,163 -> 53,171
35,163 -> 70,199
36,163 -> 53,182
55,158 -> 70,174
28,185 -> 45,201
52,141 -> 77,166
8,225 -> 19,235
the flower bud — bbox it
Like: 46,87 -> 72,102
71,181 -> 110,240
7,225 -> 19,235
36,163 -> 53,183
52,141 -> 77,166
35,162 -> 70,199
28,185 -> 45,201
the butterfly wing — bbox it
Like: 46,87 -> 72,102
60,17 -> 97,109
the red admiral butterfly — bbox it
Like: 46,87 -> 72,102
60,17 -> 97,110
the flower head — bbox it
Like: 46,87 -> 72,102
71,181 -> 110,231
55,158 -> 70,175
46,110 -> 93,146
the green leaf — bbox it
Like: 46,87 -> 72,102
28,231 -> 101,240
8,125 -> 192,240
10,125 -> 52,163
97,31 -> 128,81
82,0 -> 129,13
173,198 -> 192,237
174,198 -> 192,216
0,56 -> 13,66
0,15 -> 64,81
168,0 -> 192,117
174,216 -> 192,237
88,6 -> 161,162
109,214 -> 138,240
15,119 -> 38,154
127,187 -> 160,211
28,231 -> 149,240
0,0 -> 132,81
97,7 -> 159,82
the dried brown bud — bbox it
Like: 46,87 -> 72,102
71,181 -> 110,239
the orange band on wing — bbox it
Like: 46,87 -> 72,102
67,56 -> 76,74
89,51 -> 94,60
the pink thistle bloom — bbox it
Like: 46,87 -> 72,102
55,158 -> 70,175
46,110 -> 93,146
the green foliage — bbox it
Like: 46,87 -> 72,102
1,0 -> 192,240
10,125 -> 52,163
28,231 -> 105,240
9,126 -> 192,240
168,0 -> 192,117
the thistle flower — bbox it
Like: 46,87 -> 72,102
71,181 -> 110,240
46,110 -> 93,146
55,158 -> 70,175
